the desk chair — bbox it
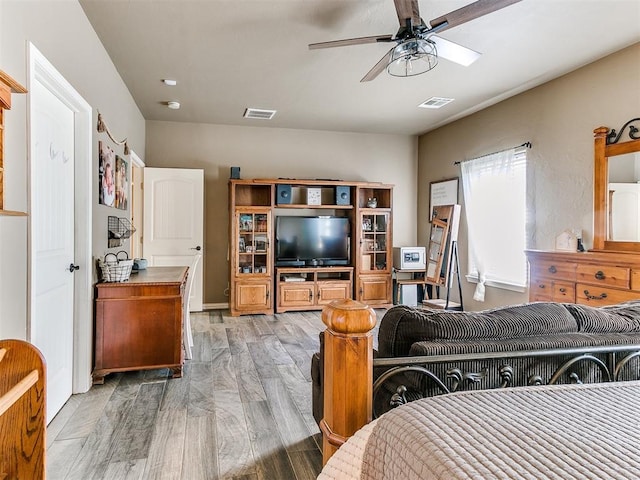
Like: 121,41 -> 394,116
183,254 -> 201,360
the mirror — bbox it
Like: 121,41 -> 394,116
593,119 -> 640,252
608,152 -> 640,241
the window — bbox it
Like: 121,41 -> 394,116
460,146 -> 528,297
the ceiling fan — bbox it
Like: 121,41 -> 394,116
309,0 -> 522,82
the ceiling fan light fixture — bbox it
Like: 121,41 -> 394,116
387,39 -> 437,78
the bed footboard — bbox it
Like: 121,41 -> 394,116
0,339 -> 46,479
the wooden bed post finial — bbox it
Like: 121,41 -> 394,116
319,299 -> 376,465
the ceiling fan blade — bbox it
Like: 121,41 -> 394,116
394,0 -> 421,28
429,0 -> 522,33
360,47 -> 395,82
430,36 -> 481,66
309,34 -> 393,50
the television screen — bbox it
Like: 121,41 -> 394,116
276,216 -> 350,266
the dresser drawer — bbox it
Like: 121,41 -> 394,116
576,283 -> 640,307
576,264 -> 630,289
531,261 -> 577,281
529,277 -> 551,300
552,281 -> 576,303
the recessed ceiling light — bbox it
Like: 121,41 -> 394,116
167,101 -> 180,110
163,79 -> 177,86
243,108 -> 277,120
418,97 -> 455,109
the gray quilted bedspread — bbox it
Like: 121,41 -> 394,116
361,381 -> 640,479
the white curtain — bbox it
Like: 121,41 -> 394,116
461,148 -> 524,301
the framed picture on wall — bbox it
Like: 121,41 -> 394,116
429,177 -> 458,220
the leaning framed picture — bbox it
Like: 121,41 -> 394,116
429,177 -> 459,220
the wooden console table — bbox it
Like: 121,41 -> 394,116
93,266 -> 187,384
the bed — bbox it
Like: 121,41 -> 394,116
319,380 -> 640,480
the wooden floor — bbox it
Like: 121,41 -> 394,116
46,309 -> 339,480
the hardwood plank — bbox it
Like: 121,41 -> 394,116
277,364 -> 320,436
233,351 -> 267,402
210,324 -> 230,349
46,394 -> 83,447
102,459 -> 147,480
188,362 -> 216,417
46,438 -> 85,480
250,315 -> 274,335
65,391 -> 137,479
57,374 -> 121,440
243,401 -> 297,479
260,378 -> 317,453
279,340 -> 313,382
287,323 -> 320,351
207,309 -> 225,324
246,342 -> 280,380
261,334 -> 295,366
192,330 -> 214,362
110,382 -> 164,460
143,409 -> 187,480
160,366 -> 190,411
214,390 -> 255,478
181,415 -> 218,480
211,348 -> 238,391
226,326 -> 249,355
289,449 -> 323,480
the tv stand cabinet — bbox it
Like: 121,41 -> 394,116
276,267 -> 353,313
229,178 -> 393,316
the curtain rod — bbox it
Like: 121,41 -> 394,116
453,141 -> 532,165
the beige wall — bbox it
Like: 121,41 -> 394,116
0,1 -> 145,338
418,43 -> 640,311
145,121 -> 418,304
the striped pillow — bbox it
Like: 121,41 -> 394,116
566,301 -> 640,333
378,303 -> 578,357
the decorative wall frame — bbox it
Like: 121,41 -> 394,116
429,177 -> 459,220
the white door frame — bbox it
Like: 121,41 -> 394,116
28,43 -> 93,394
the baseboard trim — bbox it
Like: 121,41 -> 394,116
203,302 -> 229,311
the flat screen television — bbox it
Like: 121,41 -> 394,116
276,216 -> 350,266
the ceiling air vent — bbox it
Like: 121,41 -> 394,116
418,97 -> 455,109
243,108 -> 277,120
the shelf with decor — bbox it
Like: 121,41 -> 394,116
355,185 -> 393,306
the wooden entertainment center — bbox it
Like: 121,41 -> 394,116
229,178 -> 393,316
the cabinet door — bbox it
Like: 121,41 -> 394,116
357,275 -> 391,304
235,280 -> 271,312
235,209 -> 271,277
317,282 -> 351,305
279,283 -> 315,309
359,211 -> 390,274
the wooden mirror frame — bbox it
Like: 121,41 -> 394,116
593,121 -> 640,252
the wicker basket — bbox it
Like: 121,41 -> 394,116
99,251 -> 134,282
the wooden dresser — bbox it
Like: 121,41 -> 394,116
526,250 -> 640,306
93,266 -> 187,384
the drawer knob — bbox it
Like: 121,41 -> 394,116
548,266 -> 557,274
538,284 -> 545,289
594,271 -> 605,280
559,288 -> 566,293
583,290 -> 607,301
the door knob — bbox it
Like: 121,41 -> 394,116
68,263 -> 80,273
190,246 -> 202,251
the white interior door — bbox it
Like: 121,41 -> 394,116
143,167 -> 204,310
31,77 -> 75,423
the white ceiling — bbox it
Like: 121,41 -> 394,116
79,0 -> 640,136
